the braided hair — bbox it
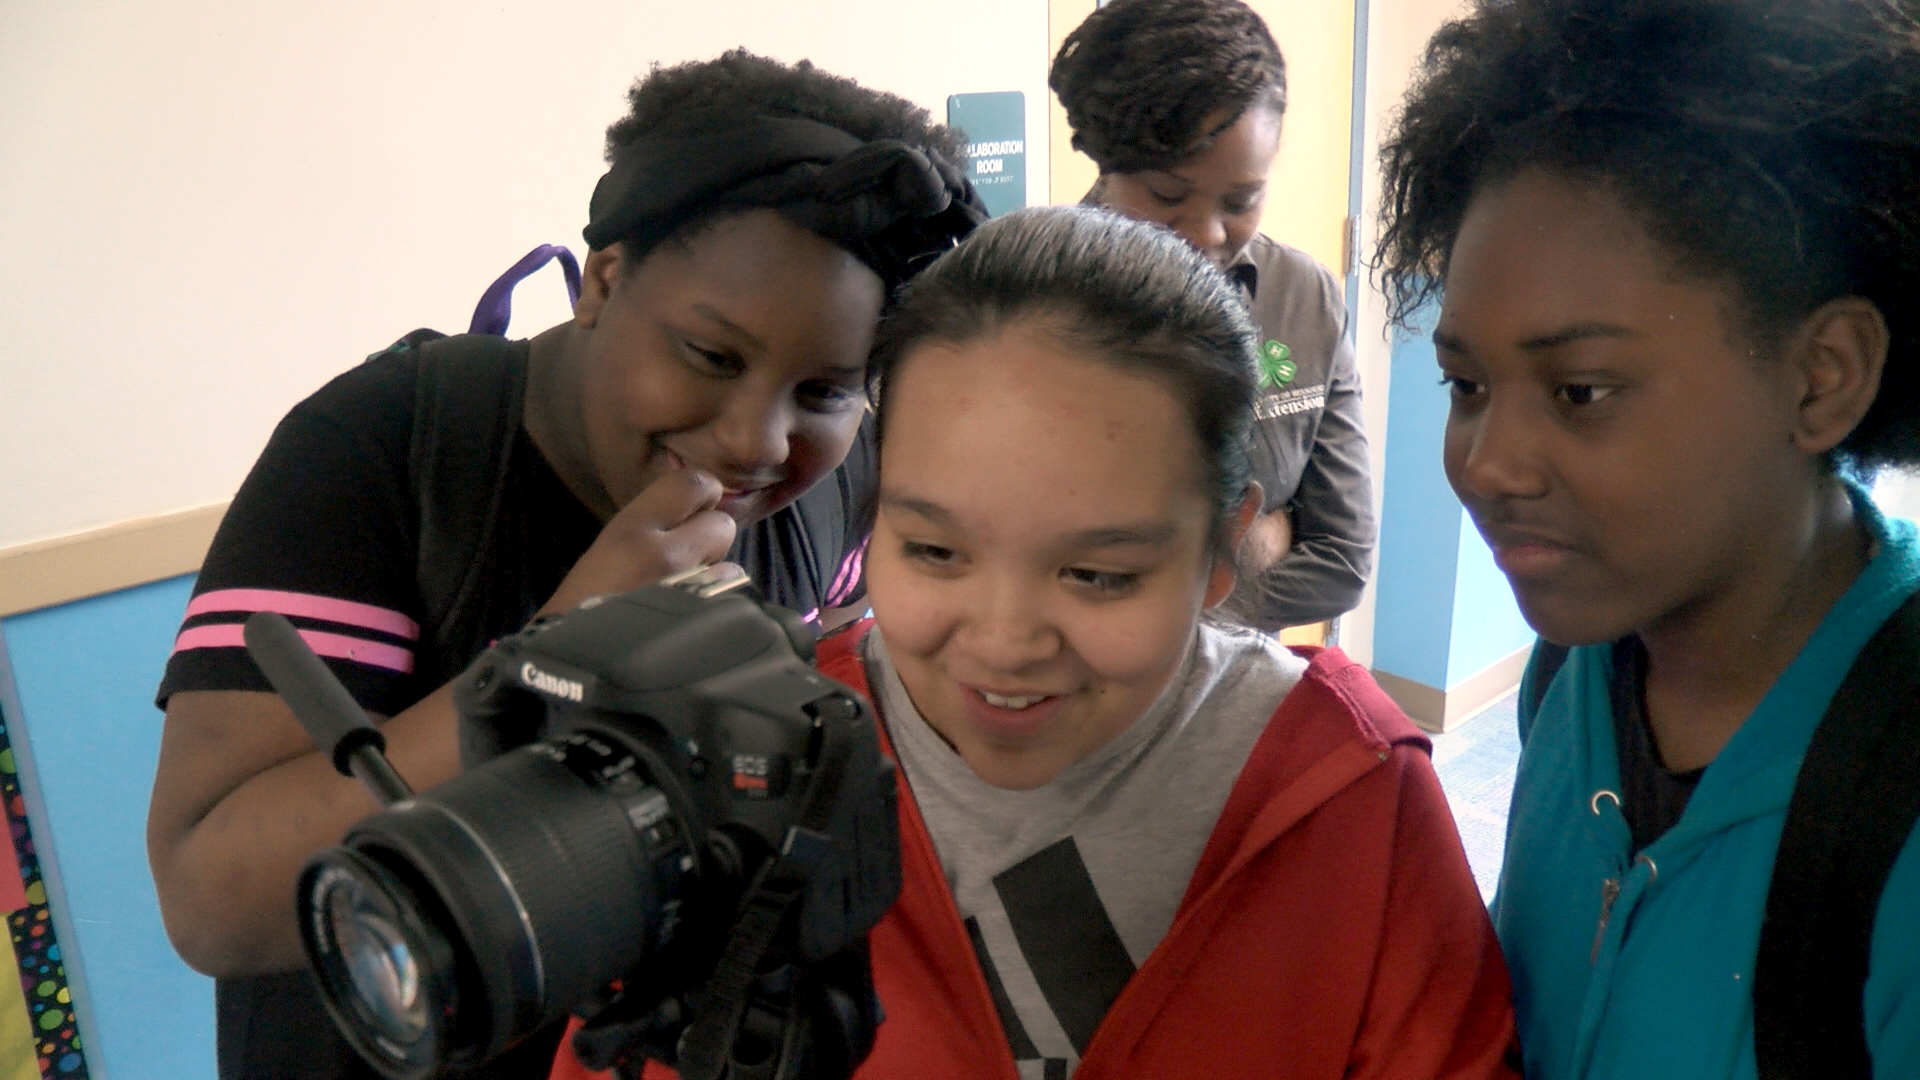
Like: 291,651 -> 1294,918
1050,0 -> 1286,175
1375,0 -> 1920,471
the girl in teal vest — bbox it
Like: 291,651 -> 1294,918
1374,0 -> 1920,1077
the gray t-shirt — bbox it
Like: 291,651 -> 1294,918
864,621 -> 1308,1079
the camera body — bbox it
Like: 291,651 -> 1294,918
293,577 -> 899,1080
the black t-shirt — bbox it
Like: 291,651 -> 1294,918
156,334 -> 876,1080
1610,638 -> 1706,854
159,337 -> 873,711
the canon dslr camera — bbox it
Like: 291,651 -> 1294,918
244,568 -> 899,1080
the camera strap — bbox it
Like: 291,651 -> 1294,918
1754,589 -> 1920,1079
676,701 -> 861,1080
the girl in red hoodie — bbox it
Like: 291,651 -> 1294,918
555,206 -> 1515,1079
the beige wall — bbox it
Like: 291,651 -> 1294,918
2,0 -> 1480,649
1048,0 -> 1103,204
1046,0 -> 1355,275
1250,0 -> 1356,273
0,1 -> 1050,559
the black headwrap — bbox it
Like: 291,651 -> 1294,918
583,108 -> 988,293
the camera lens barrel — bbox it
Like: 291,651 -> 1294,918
299,730 -> 696,1079
296,584 -> 898,1080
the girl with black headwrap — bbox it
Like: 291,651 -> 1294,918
145,50 -> 982,1080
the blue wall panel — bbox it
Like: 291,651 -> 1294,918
1446,509 -> 1538,687
1371,291 -> 1533,693
1,577 -> 214,1080
1371,300 -> 1460,688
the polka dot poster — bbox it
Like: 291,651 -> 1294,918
0,703 -> 86,1080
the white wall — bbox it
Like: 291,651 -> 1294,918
1875,468 -> 1920,522
0,0 -> 1050,552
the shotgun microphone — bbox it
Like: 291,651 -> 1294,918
243,610 -> 414,806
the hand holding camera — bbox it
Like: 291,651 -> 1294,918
246,569 -> 899,1080
537,469 -> 740,620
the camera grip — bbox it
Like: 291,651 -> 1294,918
453,646 -> 547,770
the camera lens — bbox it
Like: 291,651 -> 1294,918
301,848 -> 461,1078
329,885 -> 424,1044
298,730 -> 699,1079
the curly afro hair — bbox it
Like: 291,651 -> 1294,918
1050,0 -> 1286,175
607,49 -> 964,165
593,50 -> 968,267
1375,0 -> 1920,470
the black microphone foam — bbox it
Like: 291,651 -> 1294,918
243,611 -> 401,799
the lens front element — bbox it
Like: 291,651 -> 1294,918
328,881 -> 427,1046
301,849 -> 460,1080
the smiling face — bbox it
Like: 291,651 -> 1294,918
571,210 -> 884,524
865,320 -> 1240,790
1098,101 -> 1282,270
1436,168 -> 1823,646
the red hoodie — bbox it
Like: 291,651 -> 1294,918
553,624 -> 1517,1080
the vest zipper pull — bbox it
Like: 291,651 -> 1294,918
1590,877 -> 1621,965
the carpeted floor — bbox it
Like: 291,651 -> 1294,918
1429,689 -> 1521,904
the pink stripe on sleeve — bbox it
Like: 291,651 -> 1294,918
171,624 -> 415,674
825,538 -> 869,608
186,589 -> 420,640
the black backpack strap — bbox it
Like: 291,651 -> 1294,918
405,334 -> 527,683
1517,639 -> 1571,744
1755,589 -> 1920,1080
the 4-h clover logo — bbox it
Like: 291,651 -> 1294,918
1259,340 -> 1296,388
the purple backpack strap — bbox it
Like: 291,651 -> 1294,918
468,244 -> 581,336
